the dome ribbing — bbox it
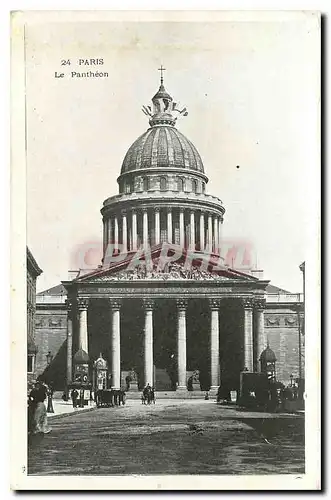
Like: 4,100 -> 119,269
120,126 -> 205,175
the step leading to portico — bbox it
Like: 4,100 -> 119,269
126,391 -> 210,400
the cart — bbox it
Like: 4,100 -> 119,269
95,389 -> 114,408
95,389 -> 126,407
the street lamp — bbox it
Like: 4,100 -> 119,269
46,351 -> 53,366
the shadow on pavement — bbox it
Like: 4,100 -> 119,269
240,416 -> 305,444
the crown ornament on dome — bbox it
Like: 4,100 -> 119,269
142,66 -> 188,127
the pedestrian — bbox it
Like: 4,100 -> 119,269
79,388 -> 85,407
216,386 -> 222,403
28,381 -> 38,433
119,390 -> 126,405
46,383 -> 54,413
71,388 -> 79,408
143,383 -> 151,404
29,381 -> 51,434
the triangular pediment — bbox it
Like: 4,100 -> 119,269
75,245 -> 259,284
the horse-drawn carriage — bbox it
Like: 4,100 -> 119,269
95,389 -> 126,408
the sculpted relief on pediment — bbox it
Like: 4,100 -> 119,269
89,261 -> 231,283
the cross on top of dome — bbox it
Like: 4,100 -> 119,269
158,64 -> 166,84
141,68 -> 189,128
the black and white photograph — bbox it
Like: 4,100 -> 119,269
11,9 -> 320,490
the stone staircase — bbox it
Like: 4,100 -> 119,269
126,391 -> 208,400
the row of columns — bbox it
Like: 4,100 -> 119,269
103,208 -> 223,255
66,297 -> 266,391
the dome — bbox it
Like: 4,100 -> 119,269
259,346 -> 277,363
120,126 -> 205,175
73,347 -> 89,364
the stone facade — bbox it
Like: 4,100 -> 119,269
264,301 -> 304,383
34,285 -> 67,389
35,284 -> 304,391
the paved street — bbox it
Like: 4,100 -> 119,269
28,400 -> 304,476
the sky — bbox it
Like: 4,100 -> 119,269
24,12 -> 320,293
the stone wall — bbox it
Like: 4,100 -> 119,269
34,308 -> 67,389
264,307 -> 304,385
119,172 -> 206,195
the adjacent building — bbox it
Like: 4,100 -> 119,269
27,247 -> 42,381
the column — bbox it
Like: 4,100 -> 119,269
107,217 -> 112,246
167,208 -> 173,243
255,299 -> 266,372
189,211 -> 195,250
110,299 -> 121,390
243,298 -> 254,371
214,216 -> 219,254
77,298 -> 89,354
143,208 -> 148,248
155,208 -> 160,245
218,217 -> 222,256
114,216 -> 119,251
179,209 -> 185,248
207,214 -> 213,252
200,213 -> 205,251
122,211 -> 127,251
176,299 -> 188,391
103,219 -> 107,253
132,210 -> 137,251
209,299 -> 220,394
143,299 -> 154,386
128,217 -> 132,251
65,299 -> 73,388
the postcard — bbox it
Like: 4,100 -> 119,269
11,10 -> 321,490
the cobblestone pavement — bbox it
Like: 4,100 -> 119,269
28,400 -> 304,476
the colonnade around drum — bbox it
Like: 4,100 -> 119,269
103,207 -> 224,254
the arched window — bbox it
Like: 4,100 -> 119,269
192,179 -> 198,193
125,180 -> 131,194
177,177 -> 184,192
143,177 -> 149,192
202,183 -> 206,193
160,176 -> 167,192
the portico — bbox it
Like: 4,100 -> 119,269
63,258 -> 268,394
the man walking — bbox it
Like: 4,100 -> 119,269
71,388 -> 79,408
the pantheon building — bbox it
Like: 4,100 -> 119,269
35,75 -> 304,394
